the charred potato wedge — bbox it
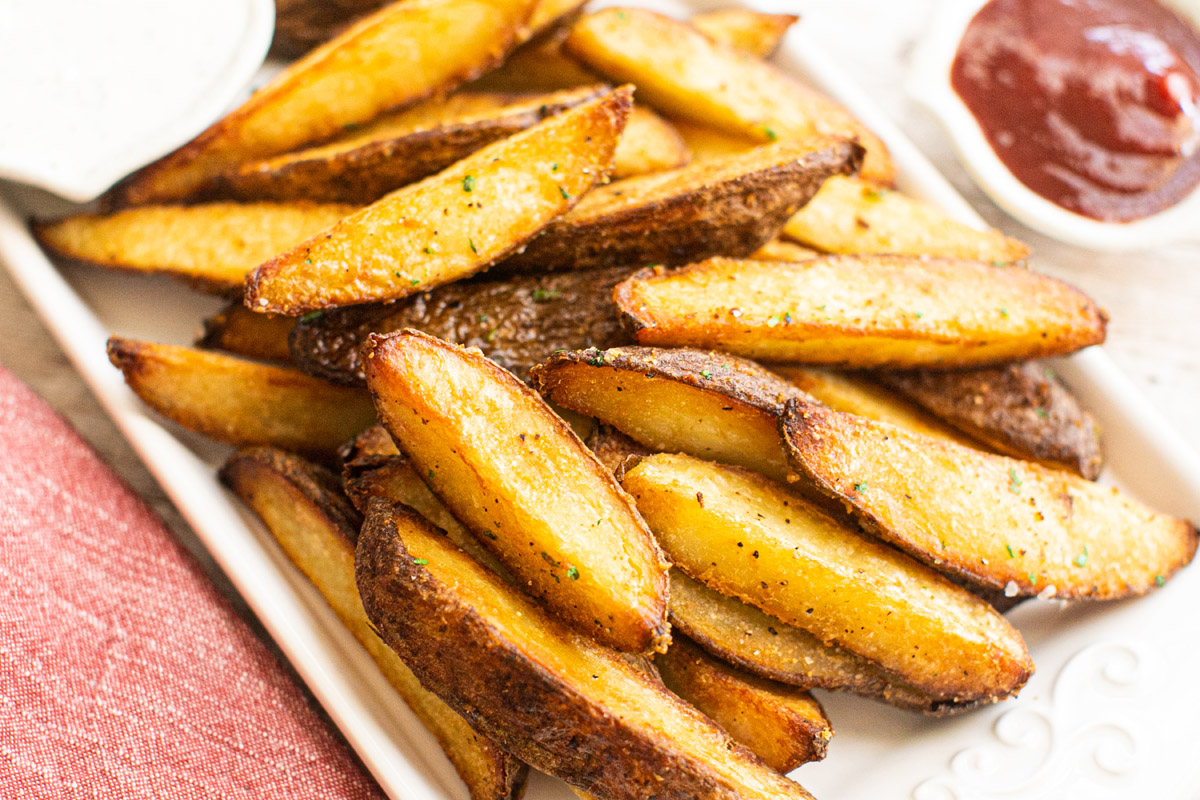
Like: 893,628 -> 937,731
612,106 -> 691,178
616,256 -> 1108,367
246,88 -> 631,313
531,346 -> 805,482
289,267 -> 631,386
364,330 -> 669,653
199,303 -> 296,363
622,453 -> 1033,703
498,136 -> 862,272
875,362 -> 1104,479
108,0 -> 540,206
780,397 -> 1198,600
220,448 -> 527,800
655,635 -> 831,773
565,7 -> 894,183
690,9 -> 797,57
357,499 -> 818,800
783,176 -> 1029,263
216,87 -> 606,204
34,202 -> 354,294
107,337 -> 374,458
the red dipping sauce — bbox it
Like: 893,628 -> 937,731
951,0 -> 1200,221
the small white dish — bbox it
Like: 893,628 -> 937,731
908,0 -> 1200,252
0,0 -> 274,202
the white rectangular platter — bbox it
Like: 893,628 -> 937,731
3,2 -> 1199,798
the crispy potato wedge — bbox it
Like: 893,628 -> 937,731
198,303 -> 296,363
498,136 -> 863,272
612,106 -> 691,178
246,88 -> 631,313
220,448 -> 527,800
107,337 -> 374,458
782,176 -> 1029,263
531,346 -> 804,482
690,9 -> 797,57
216,87 -> 606,204
340,422 -> 401,465
875,362 -> 1104,479
781,398 -> 1199,599
616,256 -> 1108,367
565,8 -> 893,183
289,267 -> 631,386
750,239 -> 819,262
33,202 -> 354,294
622,454 -> 1033,702
772,366 -> 981,448
108,0 -> 540,206
364,330 -> 669,652
655,635 -> 831,773
357,499 -> 818,800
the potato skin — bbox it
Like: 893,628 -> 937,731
874,362 -> 1104,479
356,500 -> 817,800
290,267 -> 632,386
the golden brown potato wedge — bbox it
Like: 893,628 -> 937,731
220,448 -> 527,800
246,88 -> 631,314
612,106 -> 691,178
198,303 -> 296,363
339,422 -> 400,466
108,0 -> 540,206
364,330 -> 669,652
749,239 -> 819,262
497,136 -> 862,272
289,266 -> 631,386
356,499 -> 818,800
616,256 -> 1108,367
470,37 -> 602,92
671,120 -> 758,162
690,9 -> 797,57
531,346 -> 804,482
782,176 -> 1029,263
565,7 -> 893,183
874,362 -> 1104,479
33,202 -> 354,294
780,396 -> 1198,600
107,337 -> 374,458
215,87 -> 606,204
622,453 -> 1033,703
655,635 -> 831,773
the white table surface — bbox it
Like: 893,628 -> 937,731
1,0 -> 1197,680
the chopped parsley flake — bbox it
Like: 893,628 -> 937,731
559,186 -> 570,200
991,260 -> 1008,268
468,237 -> 478,254
1028,572 -> 1038,585
998,307 -> 1009,317
299,311 -> 324,323
427,469 -> 435,479
412,558 -> 428,566
551,163 -> 559,172
567,565 -> 580,580
853,481 -> 867,493
424,245 -> 435,255
410,278 -> 419,285
588,351 -> 605,367
1035,407 -> 1049,418
1156,574 -> 1166,587
1008,468 -> 1023,494
1005,544 -> 1015,559
462,175 -> 475,192
863,187 -> 888,201
763,126 -> 778,141
700,370 -> 713,379
531,288 -> 560,302
1074,546 -> 1089,567
485,328 -> 497,342
305,258 -> 312,264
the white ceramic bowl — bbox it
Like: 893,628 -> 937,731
908,0 -> 1200,251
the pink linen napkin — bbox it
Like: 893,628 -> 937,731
0,365 -> 384,799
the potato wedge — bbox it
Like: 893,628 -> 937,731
198,303 -> 296,363
750,239 -> 819,262
531,346 -> 804,482
691,9 -> 797,57
215,87 -> 606,204
220,448 -> 527,800
497,136 -> 863,272
339,422 -> 400,466
616,256 -> 1108,367
585,424 -> 651,474
289,266 -> 631,386
781,396 -> 1197,600
33,202 -> 354,294
356,499 -> 818,800
364,330 -> 669,652
107,337 -> 374,458
874,362 -> 1104,479
622,453 -> 1033,702
772,366 -> 981,449
655,635 -> 831,773
671,120 -> 758,162
246,88 -> 631,314
565,7 -> 893,183
470,38 -> 602,92
108,0 -> 540,206
783,176 -> 1029,263
612,106 -> 691,178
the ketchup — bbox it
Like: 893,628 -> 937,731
951,0 -> 1200,221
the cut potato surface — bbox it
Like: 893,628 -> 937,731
364,330 -> 668,653
616,255 -> 1108,367
199,303 -> 296,363
246,88 -> 631,313
612,106 -> 691,178
356,500 -> 817,800
622,454 -> 1033,702
691,9 -> 797,57
780,397 -> 1198,599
